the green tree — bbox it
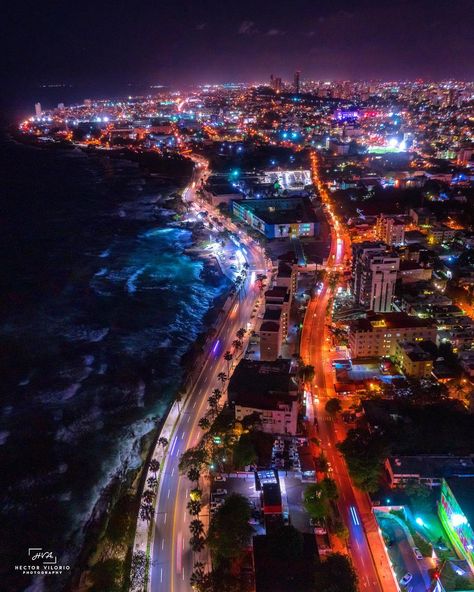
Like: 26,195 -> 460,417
314,553 -> 358,592
187,467 -> 200,483
190,519 -> 205,538
190,535 -> 206,553
149,458 -> 160,474
217,372 -> 228,388
320,477 -> 339,501
337,427 -> 387,492
187,500 -> 202,516
325,397 -> 342,416
303,483 -> 329,520
298,364 -> 315,383
198,417 -> 211,430
158,436 -> 169,448
130,551 -> 146,592
223,350 -> 233,374
179,446 -> 208,474
232,433 -> 257,469
207,493 -> 252,562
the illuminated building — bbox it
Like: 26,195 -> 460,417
439,478 -> 474,574
352,243 -> 400,312
348,312 -> 437,358
376,214 -> 406,246
394,340 -> 435,378
35,102 -> 42,117
294,70 -> 300,95
228,359 -> 299,435
232,196 -> 319,239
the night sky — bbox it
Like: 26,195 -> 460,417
2,0 -> 474,100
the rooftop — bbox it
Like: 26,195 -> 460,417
388,455 -> 474,479
350,311 -> 434,332
235,195 -> 319,225
228,359 -> 298,411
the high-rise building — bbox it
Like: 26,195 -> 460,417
294,71 -> 300,94
376,214 -> 406,246
35,102 -> 42,117
352,242 -> 400,312
270,75 -> 283,93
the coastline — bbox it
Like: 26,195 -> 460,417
58,155 -> 232,590
0,136 -> 232,592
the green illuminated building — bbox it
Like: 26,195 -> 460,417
438,478 -> 474,574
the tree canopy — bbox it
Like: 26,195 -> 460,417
337,427 -> 387,492
207,493 -> 252,562
325,398 -> 342,415
314,553 -> 358,592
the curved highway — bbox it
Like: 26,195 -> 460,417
149,161 -> 266,592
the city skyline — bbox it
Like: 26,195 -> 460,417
3,0 -> 474,101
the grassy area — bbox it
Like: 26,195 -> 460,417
389,509 -> 433,557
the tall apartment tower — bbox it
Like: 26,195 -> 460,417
352,242 -> 400,313
294,71 -> 300,94
35,102 -> 42,117
376,214 -> 405,246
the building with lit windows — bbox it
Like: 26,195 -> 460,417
439,478 -> 474,574
348,312 -> 437,359
352,242 -> 400,312
394,340 -> 435,378
228,359 -> 299,435
376,214 -> 406,246
232,196 -> 319,239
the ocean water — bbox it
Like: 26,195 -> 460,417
0,136 -> 228,590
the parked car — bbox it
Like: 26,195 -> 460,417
214,488 -> 227,496
310,518 -> 327,535
413,547 -> 423,560
400,573 -> 413,587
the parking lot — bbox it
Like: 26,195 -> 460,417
210,471 -> 313,536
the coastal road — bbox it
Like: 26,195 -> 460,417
149,163 -> 266,592
301,157 -> 397,592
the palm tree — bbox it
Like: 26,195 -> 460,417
217,372 -> 227,388
187,500 -> 202,516
187,467 -> 200,483
212,388 -> 222,403
223,350 -> 233,374
208,395 -> 219,415
147,476 -> 158,489
142,489 -> 156,504
149,459 -> 160,475
198,417 -> 210,430
139,502 -> 155,522
236,327 -> 246,340
232,339 -> 243,351
158,436 -> 169,448
190,536 -> 206,554
189,519 -> 205,538
190,562 -> 206,589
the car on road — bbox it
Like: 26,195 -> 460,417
214,475 -> 226,482
413,547 -> 423,560
399,573 -> 413,587
310,518 -> 327,535
214,488 -> 227,496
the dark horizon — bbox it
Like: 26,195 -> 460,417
2,0 -> 474,108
